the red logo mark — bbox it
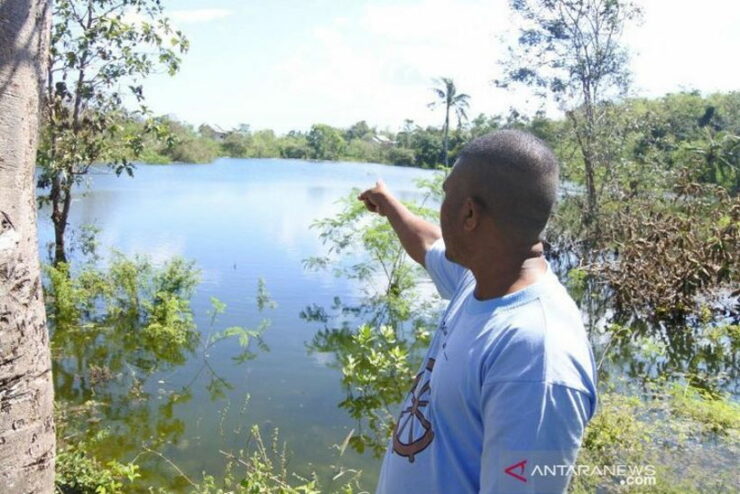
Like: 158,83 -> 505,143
504,459 -> 528,483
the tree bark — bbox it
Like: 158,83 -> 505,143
567,109 -> 599,228
0,1 -> 55,493
49,175 -> 68,266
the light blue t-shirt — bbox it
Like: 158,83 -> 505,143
376,239 -> 597,494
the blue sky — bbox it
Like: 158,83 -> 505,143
139,0 -> 740,134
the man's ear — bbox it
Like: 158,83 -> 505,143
462,197 -> 480,232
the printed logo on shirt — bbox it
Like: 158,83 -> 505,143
392,358 -> 435,463
504,459 -> 528,483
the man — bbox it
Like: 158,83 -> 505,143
358,130 -> 597,494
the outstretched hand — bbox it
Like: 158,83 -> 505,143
358,180 -> 392,216
359,179 -> 440,265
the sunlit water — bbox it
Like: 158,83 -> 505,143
38,158 -> 443,491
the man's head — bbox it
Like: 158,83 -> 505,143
440,129 -> 559,264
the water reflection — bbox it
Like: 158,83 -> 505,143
48,254 -> 274,491
40,158 -> 441,491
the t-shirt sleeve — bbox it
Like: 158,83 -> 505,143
424,238 -> 468,300
479,381 -> 593,494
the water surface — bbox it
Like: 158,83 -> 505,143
38,158 -> 442,491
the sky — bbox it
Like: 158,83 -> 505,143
138,0 -> 740,134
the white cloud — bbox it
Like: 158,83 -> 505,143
625,0 -> 740,97
264,0 -> 516,132
170,9 -> 232,25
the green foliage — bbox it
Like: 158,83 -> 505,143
279,132 -> 311,159
334,324 -> 419,456
683,130 -> 739,193
498,0 -> 640,102
467,113 -> 502,139
344,138 -> 384,164
45,244 -> 280,388
221,128 -> 252,158
117,91 -> 737,190
205,280 -> 274,364
164,119 -> 221,163
401,124 -> 445,168
307,124 -> 347,161
345,121 -> 373,141
56,402 -> 141,494
577,392 -> 649,473
249,130 -> 282,158
428,77 -> 470,166
571,382 -> 739,493
38,0 -> 189,263
304,184 -> 441,456
112,116 -> 221,164
666,383 -> 740,437
574,91 -> 740,197
565,267 -> 589,300
56,401 -> 360,494
41,0 -> 189,174
386,146 -> 415,167
45,253 -> 201,375
56,433 -> 141,494
137,117 -> 444,168
305,189 -> 438,325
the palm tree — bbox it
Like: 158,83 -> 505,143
428,77 -> 470,166
0,1 -> 56,492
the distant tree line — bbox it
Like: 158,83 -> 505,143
94,90 -> 738,193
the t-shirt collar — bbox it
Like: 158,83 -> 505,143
463,260 -> 558,314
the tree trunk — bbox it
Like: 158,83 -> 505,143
583,146 -> 597,225
567,108 -> 599,229
0,1 -> 55,493
52,215 -> 66,266
582,86 -> 599,227
49,175 -> 69,266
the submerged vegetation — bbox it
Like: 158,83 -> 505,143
571,383 -> 738,493
303,185 -> 441,456
44,241 -> 300,492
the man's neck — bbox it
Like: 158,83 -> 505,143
468,243 -> 547,300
